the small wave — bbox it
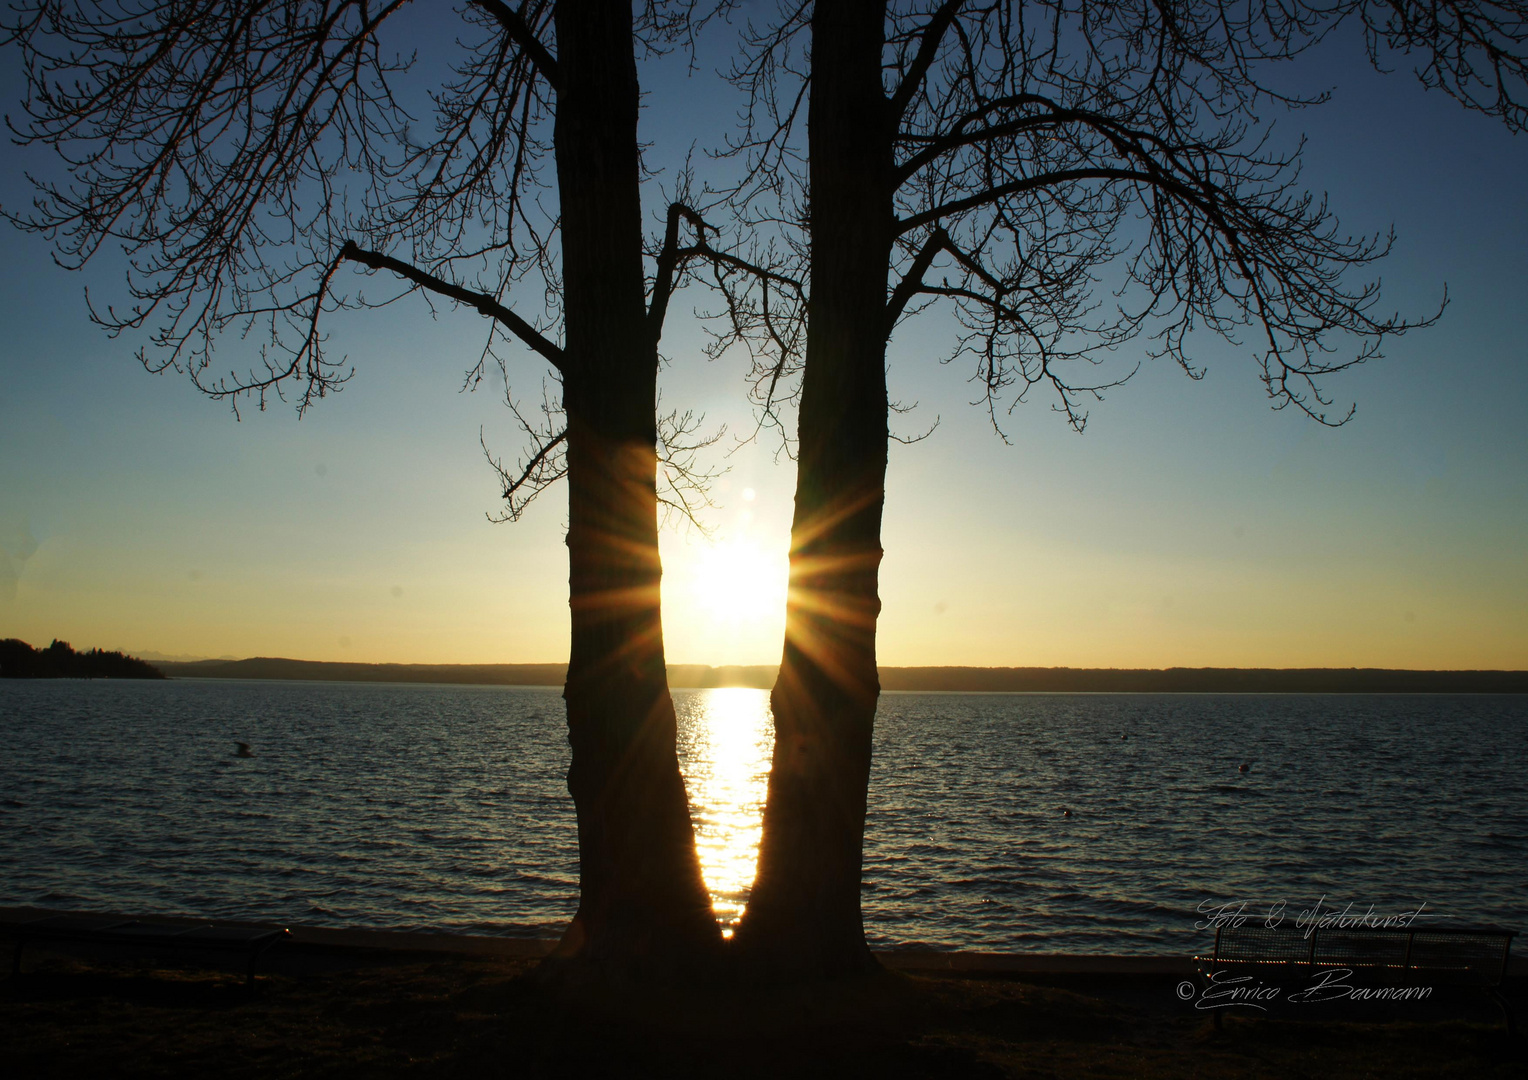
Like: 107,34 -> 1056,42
4,682 -> 1522,951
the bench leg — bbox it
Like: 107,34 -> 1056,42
1490,988 -> 1518,1037
246,942 -> 275,989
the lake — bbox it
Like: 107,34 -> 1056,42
1,679 -> 1523,953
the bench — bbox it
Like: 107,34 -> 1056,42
1193,924 -> 1516,1032
9,914 -> 290,986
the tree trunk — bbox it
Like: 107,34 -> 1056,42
546,0 -> 721,979
732,1 -> 894,980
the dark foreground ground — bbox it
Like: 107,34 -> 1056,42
3,945 -> 1525,1079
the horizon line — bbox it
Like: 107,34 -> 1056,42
132,655 -> 1528,693
144,655 -> 1528,674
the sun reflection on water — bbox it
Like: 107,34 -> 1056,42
673,687 -> 774,937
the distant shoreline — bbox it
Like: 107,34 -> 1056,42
1,638 -> 165,680
149,657 -> 1528,693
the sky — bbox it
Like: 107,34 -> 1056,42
1,14 -> 1526,670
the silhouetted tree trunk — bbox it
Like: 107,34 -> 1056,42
547,0 -> 721,978
4,0 -> 725,982
727,0 -> 1528,981
733,1 -> 893,980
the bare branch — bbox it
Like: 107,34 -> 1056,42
483,376 -> 568,522
656,406 -> 728,532
887,0 -> 965,121
469,0 -> 560,89
886,226 -> 949,330
340,241 -> 564,371
897,167 -> 1160,236
483,426 -> 567,521
648,201 -> 708,339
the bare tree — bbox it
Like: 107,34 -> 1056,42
719,0 -> 1528,979
2,0 -> 733,979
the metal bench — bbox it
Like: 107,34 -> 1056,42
1193,923 -> 1516,1032
9,914 -> 290,986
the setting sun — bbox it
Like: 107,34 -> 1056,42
692,539 -> 786,622
660,529 -> 789,665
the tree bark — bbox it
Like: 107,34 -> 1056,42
732,0 -> 894,980
546,0 -> 721,979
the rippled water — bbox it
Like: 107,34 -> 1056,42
1,680 -> 1523,952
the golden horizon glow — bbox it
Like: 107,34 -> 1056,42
7,444 -> 1528,670
674,687 -> 773,936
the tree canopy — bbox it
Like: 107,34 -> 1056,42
718,0 -> 1528,979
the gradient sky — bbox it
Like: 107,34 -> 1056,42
1,18 -> 1525,669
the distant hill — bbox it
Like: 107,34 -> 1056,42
154,657 -> 570,686
876,666 -> 1528,693
0,638 -> 166,679
150,657 -> 1528,693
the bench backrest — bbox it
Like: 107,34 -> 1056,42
1210,924 -> 1514,985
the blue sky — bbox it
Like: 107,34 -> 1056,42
1,16 -> 1525,667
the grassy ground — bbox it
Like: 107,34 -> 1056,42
2,947 -> 1524,1078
